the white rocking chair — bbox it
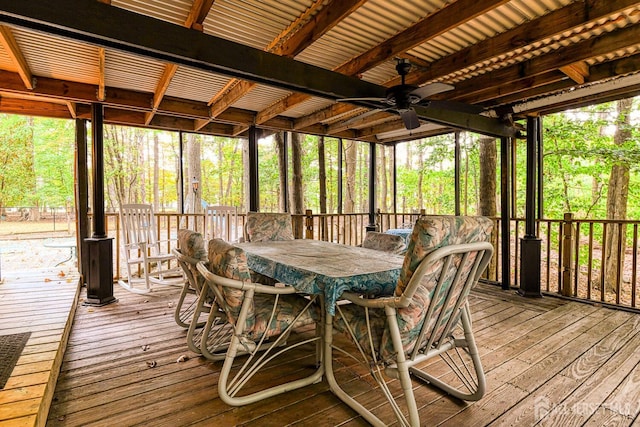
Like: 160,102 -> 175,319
118,203 -> 182,293
204,205 -> 241,242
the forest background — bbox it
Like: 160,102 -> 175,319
0,97 -> 639,224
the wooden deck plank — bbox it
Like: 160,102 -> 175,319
1,275 -> 637,427
0,267 -> 80,427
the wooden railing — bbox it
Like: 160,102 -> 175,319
103,211 -> 640,311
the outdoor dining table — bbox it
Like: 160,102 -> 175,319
236,239 -> 405,315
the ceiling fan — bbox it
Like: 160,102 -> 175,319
338,59 -> 482,130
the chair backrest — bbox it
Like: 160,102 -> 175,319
381,216 -> 493,360
176,229 -> 208,293
119,203 -> 161,253
244,212 -> 294,242
207,238 -> 254,325
362,231 -> 406,254
204,205 -> 240,242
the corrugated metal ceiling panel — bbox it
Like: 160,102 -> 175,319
296,0 -> 446,75
204,0 -> 313,50
231,84 -> 293,112
12,28 -> 99,84
104,50 -> 164,93
166,67 -> 231,103
112,0 -> 192,25
407,0 -> 574,66
0,46 -> 14,72
283,97 -> 334,119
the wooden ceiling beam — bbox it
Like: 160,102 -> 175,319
0,0 -> 391,105
403,0 -> 640,87
0,96 -> 70,117
490,53 -> 640,109
66,101 -> 77,118
145,0 -> 214,125
293,103 -> 356,130
0,69 -> 152,108
296,0 -> 640,130
559,61 -> 590,84
200,0 -> 364,131
255,0 -> 510,125
97,47 -> 106,101
0,24 -> 33,89
443,24 -> 640,105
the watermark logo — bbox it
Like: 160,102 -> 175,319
534,396 -> 552,421
533,395 -> 635,421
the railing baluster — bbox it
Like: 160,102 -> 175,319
632,224 -> 638,308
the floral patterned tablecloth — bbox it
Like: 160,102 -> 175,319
237,240 -> 404,315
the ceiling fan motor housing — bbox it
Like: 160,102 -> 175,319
386,84 -> 418,109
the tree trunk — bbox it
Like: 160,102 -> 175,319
604,97 -> 632,293
379,145 -> 388,212
185,133 -> 202,229
318,136 -> 327,214
290,132 -> 304,237
153,133 -> 159,211
344,140 -> 357,243
242,138 -> 250,212
478,137 -> 497,217
479,136 -> 498,278
275,132 -> 287,212
417,147 -> 424,211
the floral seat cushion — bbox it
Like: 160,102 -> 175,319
207,238 -> 317,341
362,231 -> 406,254
334,216 -> 493,361
245,212 -> 295,242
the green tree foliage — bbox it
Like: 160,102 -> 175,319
542,102 -> 640,219
0,115 -> 74,212
32,118 -> 75,208
0,114 -> 36,210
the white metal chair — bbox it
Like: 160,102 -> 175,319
173,229 -> 209,329
118,203 -> 182,293
196,238 -> 322,405
172,231 -> 233,357
204,205 -> 241,242
325,216 -> 494,427
244,212 -> 294,242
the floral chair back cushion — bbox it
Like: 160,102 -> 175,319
177,229 -> 207,261
378,216 -> 493,359
245,212 -> 294,242
177,229 -> 207,292
362,231 -> 406,254
207,238 -> 254,326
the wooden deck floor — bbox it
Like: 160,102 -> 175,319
0,268 -> 80,427
4,271 -> 640,426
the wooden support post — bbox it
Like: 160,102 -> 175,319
305,209 -> 314,240
366,142 -> 377,232
84,103 -> 116,306
561,212 -> 574,297
519,116 -> 542,297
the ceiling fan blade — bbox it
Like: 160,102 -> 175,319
409,82 -> 454,101
337,97 -> 386,102
400,109 -> 420,130
427,99 -> 484,115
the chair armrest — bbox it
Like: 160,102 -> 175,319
171,248 -> 206,266
196,261 -> 298,295
124,241 -> 148,250
340,291 -> 410,309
